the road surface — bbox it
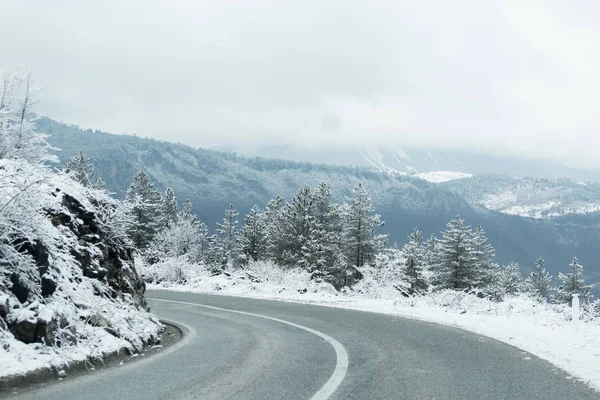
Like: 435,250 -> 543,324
9,290 -> 599,400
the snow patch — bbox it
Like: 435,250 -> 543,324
414,171 -> 473,183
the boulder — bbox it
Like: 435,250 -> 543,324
35,309 -> 76,346
9,311 -> 37,344
41,275 -> 58,297
10,273 -> 30,303
88,314 -> 109,328
324,266 -> 364,291
0,294 -> 8,319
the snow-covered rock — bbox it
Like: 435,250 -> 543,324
0,160 -> 162,378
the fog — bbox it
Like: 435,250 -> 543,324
2,0 -> 600,167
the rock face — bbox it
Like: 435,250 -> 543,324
0,187 -> 149,347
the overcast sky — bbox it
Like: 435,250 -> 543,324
2,1 -> 600,167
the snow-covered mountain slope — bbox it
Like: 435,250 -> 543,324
415,171 -> 473,183
442,175 -> 600,219
213,143 -> 600,182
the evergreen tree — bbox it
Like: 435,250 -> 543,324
160,187 -> 178,227
524,258 -> 552,301
263,195 -> 287,264
492,262 -> 523,300
216,204 -> 241,267
470,224 -> 498,288
436,216 -> 476,290
424,234 -> 438,267
557,257 -> 592,304
280,185 -> 320,270
312,182 -> 343,274
197,222 -> 218,265
341,183 -> 387,268
63,150 -> 98,188
241,206 -> 266,262
402,228 -> 428,294
125,169 -> 162,249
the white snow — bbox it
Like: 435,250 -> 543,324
414,171 -> 473,183
148,261 -> 600,392
501,201 -> 560,219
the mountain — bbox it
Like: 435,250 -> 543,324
215,143 -> 600,182
38,118 -> 600,285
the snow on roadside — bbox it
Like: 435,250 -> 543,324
148,262 -> 600,392
0,299 -> 161,378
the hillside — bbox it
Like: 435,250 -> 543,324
38,118 -> 600,283
214,143 -> 600,182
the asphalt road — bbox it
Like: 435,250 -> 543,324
9,290 -> 599,400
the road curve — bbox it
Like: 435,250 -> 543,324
9,290 -> 599,400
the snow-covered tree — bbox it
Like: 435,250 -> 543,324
402,228 -> 428,294
180,197 -> 194,220
524,258 -> 553,301
436,216 -> 475,290
0,69 -> 55,163
280,185 -> 320,270
263,195 -> 287,264
63,150 -> 104,189
216,204 -> 241,267
492,262 -> 523,300
341,183 -> 387,268
160,187 -> 178,227
557,257 -> 592,304
312,182 -> 343,273
196,222 -> 217,264
424,234 -> 438,268
147,216 -> 199,264
125,169 -> 163,249
241,206 -> 266,262
470,224 -> 498,288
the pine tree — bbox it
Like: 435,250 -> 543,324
424,234 -> 438,267
341,183 -> 387,268
160,188 -> 178,227
436,216 -> 476,290
216,204 -> 241,267
263,195 -> 287,264
241,206 -> 266,262
125,169 -> 163,249
470,224 -> 498,288
492,262 -> 523,300
557,257 -> 592,304
280,185 -> 320,270
524,258 -> 552,301
312,182 -> 343,274
402,228 -> 428,294
197,222 -> 218,265
63,150 -> 98,188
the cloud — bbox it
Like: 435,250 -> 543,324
1,0 -> 600,167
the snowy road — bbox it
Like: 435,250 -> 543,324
10,290 -> 599,400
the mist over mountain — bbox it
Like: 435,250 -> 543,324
39,117 -> 600,285
215,144 -> 600,182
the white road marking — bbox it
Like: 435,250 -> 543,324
150,298 -> 349,400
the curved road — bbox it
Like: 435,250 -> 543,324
9,290 -> 599,400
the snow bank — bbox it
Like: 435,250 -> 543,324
149,262 -> 600,392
